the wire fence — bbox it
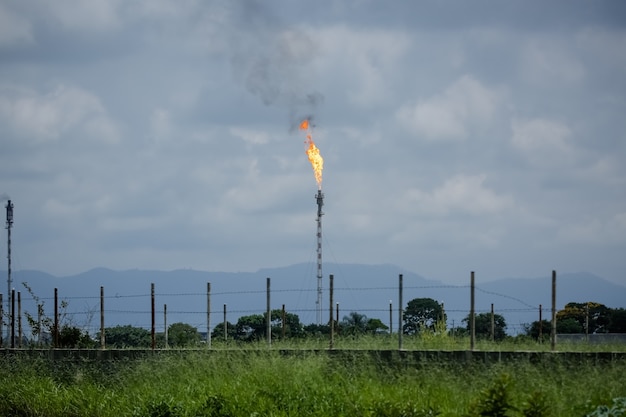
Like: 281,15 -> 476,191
1,276 -> 549,344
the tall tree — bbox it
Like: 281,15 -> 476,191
211,321 -> 236,341
525,319 -> 552,341
608,308 -> 626,333
168,322 -> 201,347
303,323 -> 330,336
104,325 -> 151,348
464,312 -> 507,341
557,302 -> 610,334
269,309 -> 304,339
403,298 -> 445,335
235,314 -> 266,341
234,309 -> 303,341
557,318 -> 583,334
366,318 -> 389,334
340,311 -> 368,335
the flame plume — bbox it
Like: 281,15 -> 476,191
299,119 -> 324,189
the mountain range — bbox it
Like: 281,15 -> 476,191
3,264 -> 625,336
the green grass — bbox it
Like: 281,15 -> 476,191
0,349 -> 624,417
206,333 -> 626,352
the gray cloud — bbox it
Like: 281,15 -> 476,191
0,0 -> 624,288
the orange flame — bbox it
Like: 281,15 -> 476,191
299,119 -> 323,189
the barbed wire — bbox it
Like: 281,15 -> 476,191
6,282 -> 551,340
16,284 -> 533,302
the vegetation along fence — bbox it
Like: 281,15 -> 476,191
0,270 -> 624,351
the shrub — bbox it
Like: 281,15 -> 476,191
586,397 -> 626,417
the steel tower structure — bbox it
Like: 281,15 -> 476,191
315,190 -> 324,325
5,200 -> 13,338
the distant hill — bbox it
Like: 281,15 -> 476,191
3,264 -> 625,336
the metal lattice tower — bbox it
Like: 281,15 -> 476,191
5,200 -> 13,338
315,190 -> 324,325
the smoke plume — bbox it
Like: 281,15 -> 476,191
224,0 -> 323,118
0,193 -> 9,202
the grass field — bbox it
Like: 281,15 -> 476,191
205,333 -> 626,353
1,344 -> 625,417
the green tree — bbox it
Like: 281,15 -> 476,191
168,322 -> 201,347
211,321 -> 236,341
234,309 -> 304,341
235,314 -> 265,341
366,318 -> 389,334
21,281 -> 76,346
450,326 -> 468,337
525,319 -> 552,341
273,310 -> 304,339
557,302 -> 610,334
607,308 -> 626,333
303,323 -> 330,336
340,311 -> 368,335
557,317 -> 583,334
464,312 -> 507,341
58,325 -> 95,348
403,297 -> 445,335
104,325 -> 151,348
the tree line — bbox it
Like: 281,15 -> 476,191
10,294 -> 626,348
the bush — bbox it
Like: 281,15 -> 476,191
586,397 -> 626,417
467,373 -> 515,417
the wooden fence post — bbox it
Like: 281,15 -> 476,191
53,288 -> 58,348
398,274 -> 403,350
207,282 -> 211,347
100,286 -> 105,349
11,289 -> 15,348
17,291 -> 21,348
389,300 -> 392,336
470,272 -> 475,351
164,304 -> 168,349
539,304 -> 543,342
281,304 -> 286,339
0,293 -> 3,348
223,304 -> 227,342
490,303 -> 495,342
151,283 -> 155,350
266,277 -> 271,347
329,274 -> 334,350
551,270 -> 557,351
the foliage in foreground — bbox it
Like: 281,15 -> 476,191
0,352 -> 624,417
586,397 -> 626,417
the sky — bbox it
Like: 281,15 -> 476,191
0,0 -> 625,285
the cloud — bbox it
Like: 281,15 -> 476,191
557,212 -> 626,246
39,0 -> 123,32
402,174 -> 514,217
0,4 -> 34,46
511,118 -> 574,166
229,127 -> 270,146
314,25 -> 411,107
518,38 -> 586,86
0,84 -> 120,143
150,108 -> 172,143
396,75 -> 502,141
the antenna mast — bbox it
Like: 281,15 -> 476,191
5,200 -> 13,338
315,190 -> 324,325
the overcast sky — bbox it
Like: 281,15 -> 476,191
1,0 -> 625,285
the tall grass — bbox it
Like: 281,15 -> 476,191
0,350 -> 624,416
206,333 -> 626,352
